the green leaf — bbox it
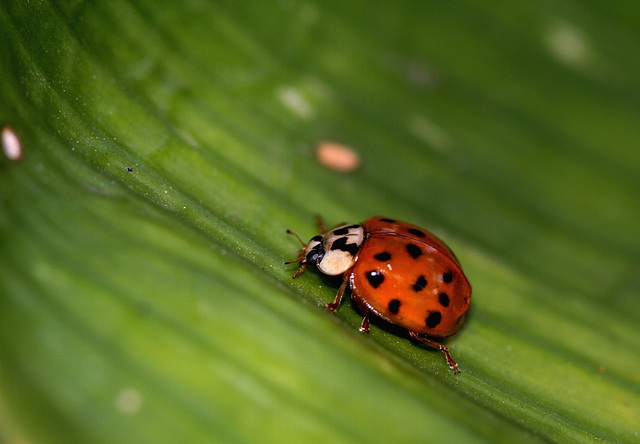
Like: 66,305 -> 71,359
2,1 -> 639,443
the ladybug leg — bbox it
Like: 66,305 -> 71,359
289,262 -> 307,279
314,215 -> 348,234
284,253 -> 307,279
358,315 -> 370,333
329,277 -> 371,333
326,273 -> 349,312
409,331 -> 460,374
349,298 -> 372,332
314,215 -> 327,233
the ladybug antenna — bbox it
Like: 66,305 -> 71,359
286,229 -> 306,247
285,229 -> 309,279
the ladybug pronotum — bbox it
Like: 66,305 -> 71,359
287,216 -> 471,373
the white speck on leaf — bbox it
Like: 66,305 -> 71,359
545,21 -> 592,68
2,126 -> 23,161
116,387 -> 143,415
407,115 -> 451,152
277,86 -> 316,119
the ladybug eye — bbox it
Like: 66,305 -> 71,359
306,245 -> 325,265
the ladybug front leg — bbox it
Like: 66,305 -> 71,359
328,276 -> 372,332
326,273 -> 350,312
409,331 -> 460,374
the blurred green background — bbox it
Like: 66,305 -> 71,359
1,1 -> 639,443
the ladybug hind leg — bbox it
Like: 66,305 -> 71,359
350,295 -> 372,333
358,315 -> 370,333
409,331 -> 460,374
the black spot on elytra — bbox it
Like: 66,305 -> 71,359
388,299 -> 401,314
439,293 -> 450,307
408,228 -> 426,237
442,272 -> 453,283
413,275 -> 427,292
365,270 -> 385,288
379,218 -> 396,223
330,236 -> 359,255
426,311 -> 442,328
406,243 -> 422,259
374,252 -> 391,261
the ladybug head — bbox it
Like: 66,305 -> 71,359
304,236 -> 325,266
287,223 -> 365,278
306,224 -> 365,276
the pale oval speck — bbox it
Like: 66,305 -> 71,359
407,115 -> 451,152
545,21 -> 592,68
316,141 -> 360,172
2,125 -> 23,161
116,387 -> 144,415
277,86 -> 316,119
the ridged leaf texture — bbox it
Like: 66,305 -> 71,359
1,2 -> 639,443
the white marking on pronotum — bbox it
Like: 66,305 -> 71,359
2,125 -> 23,161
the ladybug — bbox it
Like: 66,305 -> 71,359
287,216 -> 471,373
